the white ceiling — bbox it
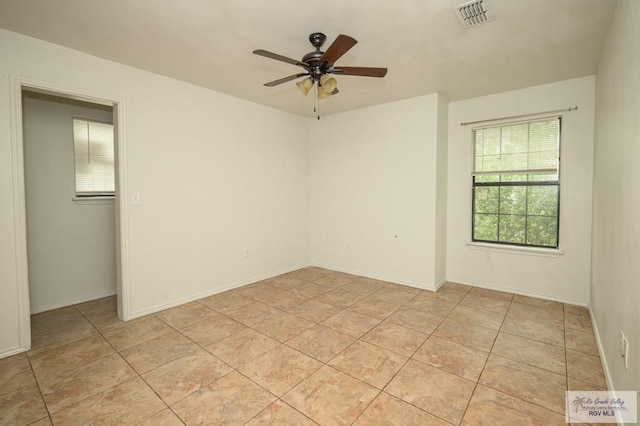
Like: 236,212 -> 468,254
0,0 -> 616,118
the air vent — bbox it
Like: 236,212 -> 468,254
454,0 -> 494,29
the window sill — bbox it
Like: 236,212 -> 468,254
466,242 -> 564,258
73,196 -> 115,205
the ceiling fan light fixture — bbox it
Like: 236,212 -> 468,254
319,75 -> 338,93
318,85 -> 333,99
296,77 -> 313,95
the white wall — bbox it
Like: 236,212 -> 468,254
0,28 -> 309,357
592,0 -> 640,394
23,92 -> 116,313
309,94 -> 446,289
447,77 -> 595,304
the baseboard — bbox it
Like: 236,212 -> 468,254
128,263 -> 311,319
309,263 -> 439,291
30,290 -> 117,314
0,346 -> 28,360
588,305 -> 616,391
445,278 -> 589,307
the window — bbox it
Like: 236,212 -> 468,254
472,117 -> 560,248
73,118 -> 114,196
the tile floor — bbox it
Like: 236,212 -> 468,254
1,267 -> 607,425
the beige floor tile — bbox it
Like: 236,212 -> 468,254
154,301 -> 219,330
31,307 -> 86,335
565,328 -> 599,356
137,408 -> 185,426
316,289 -> 364,307
459,293 -> 511,314
265,276 -> 306,290
286,324 -> 356,362
479,354 -> 567,414
513,294 -> 564,312
103,316 -> 173,351
282,365 -> 379,426
340,279 -> 387,295
26,416 -> 52,425
251,309 -> 315,342
441,282 -> 471,293
224,301 -> 277,326
29,320 -> 99,356
425,285 -> 468,304
566,349 -> 607,388
82,310 -> 127,333
74,295 -> 117,317
0,383 -> 48,426
246,401 -> 318,425
288,299 -> 343,322
288,268 -> 331,282
172,371 -> 276,425
240,344 -> 322,396
206,328 -> 279,368
142,349 -> 232,405
362,320 -> 428,357
508,301 -> 565,327
120,331 -> 199,373
568,376 -> 608,391
564,304 -> 590,318
39,351 -> 137,413
433,318 -> 498,352
448,304 -> 505,330
289,282 -> 333,298
29,334 -> 115,379
199,290 -> 254,313
0,355 -> 36,396
468,287 -> 514,300
565,312 -> 594,332
235,283 -> 284,301
50,377 -> 165,425
462,384 -> 566,425
329,340 -> 407,389
501,312 -> 565,347
354,392 -> 451,426
385,359 -> 475,424
404,293 -> 457,316
262,291 -> 309,310
321,310 -> 381,338
348,297 -> 401,320
413,335 -> 489,382
180,313 -> 246,346
312,273 -> 357,288
492,332 -> 566,375
369,286 -> 420,305
386,307 -> 444,334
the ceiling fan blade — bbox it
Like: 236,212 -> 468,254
263,73 -> 309,87
332,66 -> 388,77
253,49 -> 309,69
320,34 -> 357,66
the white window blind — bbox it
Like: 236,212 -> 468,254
472,117 -> 560,176
73,118 -> 114,195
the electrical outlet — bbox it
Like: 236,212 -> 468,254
485,251 -> 492,260
244,248 -> 249,258
620,331 -> 629,369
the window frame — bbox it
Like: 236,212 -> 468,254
470,116 -> 562,249
72,117 -> 115,198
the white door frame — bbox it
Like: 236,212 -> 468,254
9,75 -> 131,351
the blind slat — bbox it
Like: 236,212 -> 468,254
73,119 -> 114,194
472,117 -> 560,175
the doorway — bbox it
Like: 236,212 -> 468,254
10,77 -> 129,352
23,91 -> 116,313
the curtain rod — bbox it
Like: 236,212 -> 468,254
460,106 -> 578,126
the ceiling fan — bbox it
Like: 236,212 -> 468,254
253,32 -> 388,102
